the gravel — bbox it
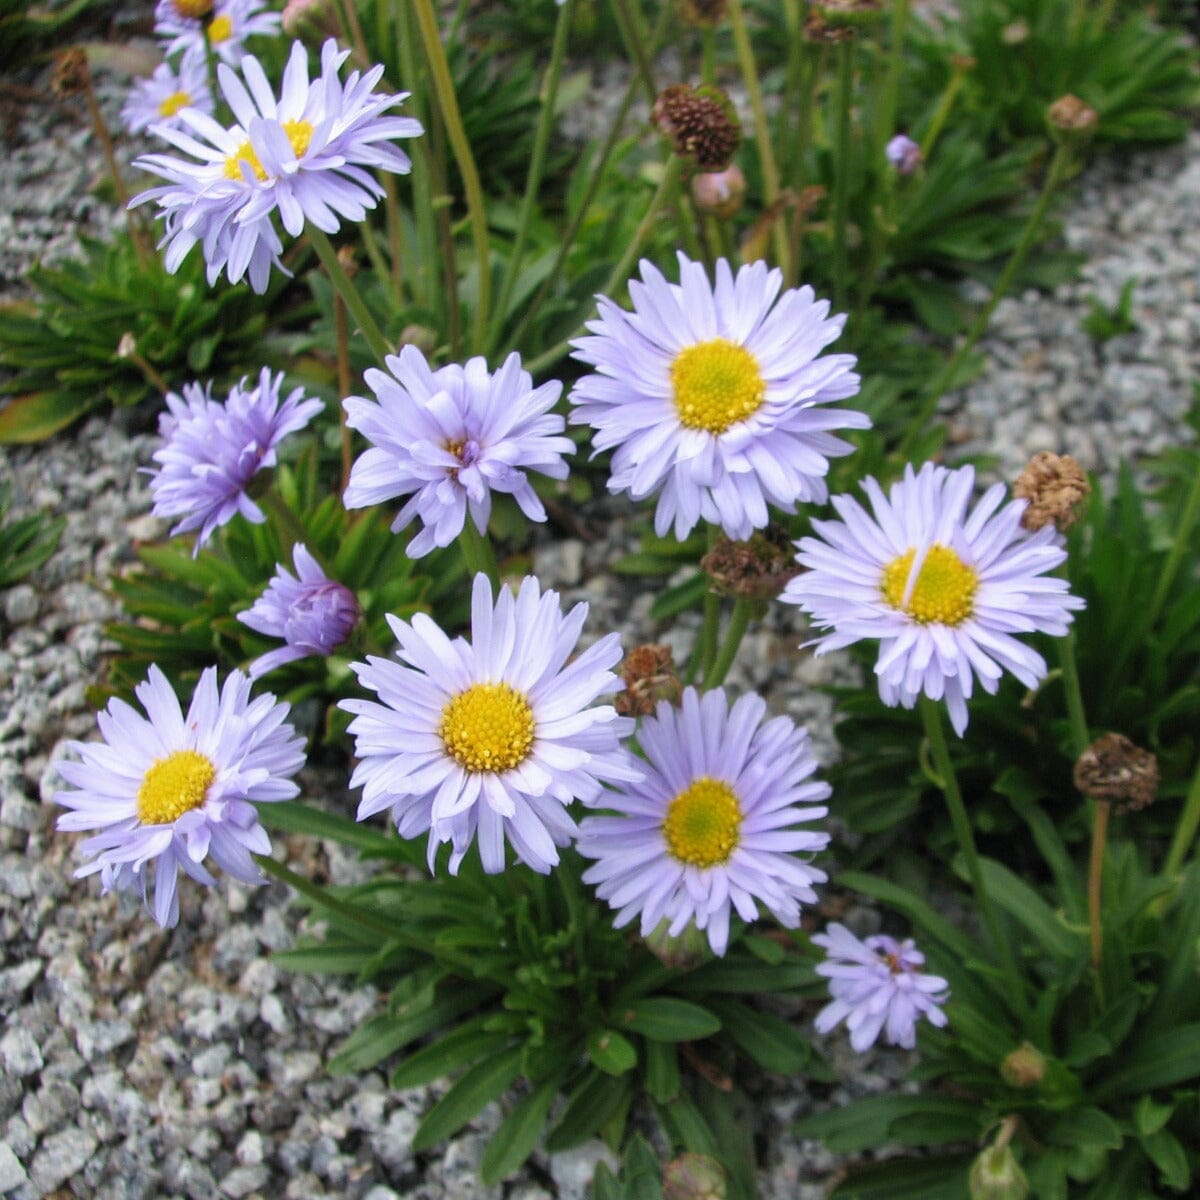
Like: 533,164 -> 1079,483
1,28 -> 1197,1200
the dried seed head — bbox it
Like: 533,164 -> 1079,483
652,84 -> 742,173
690,163 -> 747,219
1073,733 -> 1158,813
1013,452 -> 1090,532
51,48 -> 90,98
615,643 -> 680,717
701,525 -> 801,601
1047,94 -> 1099,143
999,1041 -> 1046,1088
664,1153 -> 728,1200
802,10 -> 856,41
677,0 -> 728,27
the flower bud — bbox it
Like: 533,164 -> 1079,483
281,0 -> 340,43
999,1042 -> 1046,1088
885,133 -> 922,176
1047,94 -> 1099,145
652,84 -> 742,174
398,324 -> 438,357
691,164 -> 747,219
1012,452 -> 1090,532
663,1153 -> 728,1200
813,0 -> 883,29
1073,733 -> 1158,814
969,1144 -> 1029,1200
1001,20 -> 1030,44
644,918 -> 709,969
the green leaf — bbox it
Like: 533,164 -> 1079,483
976,857 -> 1087,962
0,390 -> 100,443
794,1095 -> 986,1152
833,871 -> 977,963
479,1076 -> 562,1185
411,1044 -> 523,1151
643,1039 -> 680,1104
256,800 -> 398,856
1141,1128 -> 1190,1192
650,572 -> 709,621
546,1070 -> 633,1152
710,1000 -> 811,1074
617,997 -> 721,1042
389,1020 -> 512,1090
1133,1095 -> 1174,1138
1093,1023 -> 1200,1099
1047,1108 -> 1123,1151
587,1029 -> 638,1076
655,1091 -> 719,1157
831,1154 -> 972,1199
271,942 -> 378,975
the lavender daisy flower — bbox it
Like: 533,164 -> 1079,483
813,923 -> 949,1051
781,462 -> 1085,735
121,54 -> 213,135
237,545 -> 360,679
53,665 -> 306,928
342,347 -> 573,557
154,0 -> 281,66
569,252 -> 867,541
132,39 -> 422,292
577,687 -> 830,956
885,133 -> 922,175
148,368 -> 323,555
341,573 -> 638,875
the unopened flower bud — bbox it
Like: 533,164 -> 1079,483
398,324 -> 438,357
1074,733 -> 1158,814
701,525 -> 801,601
1013,452 -> 1090,532
615,643 -> 680,717
691,164 -> 746,219
1047,94 -> 1099,144
885,133 -> 923,176
644,918 -> 709,969
969,1144 -> 1029,1200
652,84 -> 742,174
664,1153 -> 728,1200
999,1042 -> 1046,1088
677,0 -> 727,27
281,0 -> 340,44
1001,20 -> 1029,44
116,333 -> 138,360
814,0 -> 883,29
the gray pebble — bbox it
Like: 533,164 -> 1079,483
0,1028 -> 43,1079
3,587 -> 39,626
28,1127 -> 97,1193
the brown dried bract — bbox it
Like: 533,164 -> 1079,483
1073,732 -> 1158,813
615,643 -> 680,717
51,49 -> 90,99
700,525 -> 801,601
1013,451 -> 1091,532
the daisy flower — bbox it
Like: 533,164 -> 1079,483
148,368 -> 323,554
782,462 -> 1085,735
568,252 -> 867,541
53,665 -> 306,928
121,53 -> 213,135
341,573 -> 638,875
813,923 -> 949,1051
237,544 -> 360,679
577,687 -> 830,956
154,0 -> 281,67
132,39 -> 422,292
342,347 -> 573,557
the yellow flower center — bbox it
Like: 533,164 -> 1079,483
136,749 -> 217,826
174,0 -> 213,17
670,338 -> 765,435
439,683 -> 535,774
881,544 -> 978,626
663,777 -> 742,868
223,120 -> 314,182
207,12 -> 234,41
158,90 -> 192,119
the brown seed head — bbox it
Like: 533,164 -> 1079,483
1047,94 -> 1099,143
677,0 -> 728,28
1013,452 -> 1090,532
615,643 -> 680,717
51,48 -> 90,98
701,525 -> 801,601
1073,733 -> 1158,813
652,85 -> 742,174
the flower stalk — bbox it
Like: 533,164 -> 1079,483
703,598 -> 753,689
308,227 -> 392,364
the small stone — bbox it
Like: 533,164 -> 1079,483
75,1017 -> 135,1062
549,1141 -> 621,1200
3,586 -> 39,625
0,793 -> 39,833
236,1130 -> 264,1166
0,1142 -> 30,1192
370,1108 -> 419,1170
0,1026 -> 43,1078
28,1127 -> 97,1193
220,1163 -> 270,1197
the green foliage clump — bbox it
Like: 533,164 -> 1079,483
0,482 -> 64,588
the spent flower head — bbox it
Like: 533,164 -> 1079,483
132,39 -> 422,292
569,253 -> 866,541
122,54 -> 214,135
53,665 -> 305,927
342,347 -> 572,557
782,462 -> 1085,735
1012,451 -> 1090,532
341,574 -> 638,875
651,84 -> 742,173
577,687 -> 830,956
1073,732 -> 1158,813
813,922 -> 949,1051
148,368 -> 322,555
237,544 -> 360,679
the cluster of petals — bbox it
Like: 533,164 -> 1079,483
237,545 -> 360,679
121,54 -> 213,135
813,923 -> 949,1051
569,252 -> 867,541
153,0 -> 281,67
342,347 -> 573,557
53,666 -> 305,928
341,574 -> 638,875
577,687 -> 831,956
782,462 -> 1085,734
131,39 -> 422,292
148,367 -> 322,554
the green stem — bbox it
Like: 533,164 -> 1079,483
703,598 -> 752,690
832,41 -> 855,313
610,0 -> 657,102
875,0 -> 912,157
488,0 -> 575,356
308,227 -> 391,364
920,697 -> 1029,1018
410,0 -> 492,353
729,0 -> 789,273
256,854 -> 398,940
919,61 -> 967,162
901,142 -> 1073,458
459,517 -> 500,589
1163,757 -> 1200,882
1147,464 -> 1200,633
525,156 -> 682,376
702,25 -> 716,84
1057,631 -> 1090,760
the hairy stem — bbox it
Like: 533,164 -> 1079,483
308,227 -> 391,364
703,598 -> 752,690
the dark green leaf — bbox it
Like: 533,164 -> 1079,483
587,1029 -> 638,1076
479,1076 -> 562,1185
617,997 -> 721,1042
411,1044 -> 523,1151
